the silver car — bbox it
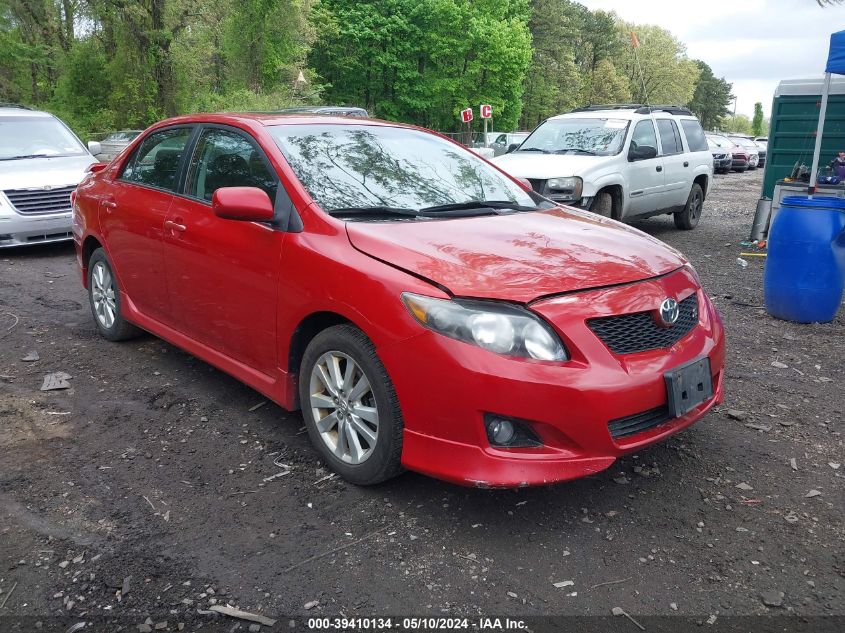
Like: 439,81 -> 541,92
0,105 -> 96,247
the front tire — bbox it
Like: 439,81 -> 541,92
590,191 -> 613,218
674,183 -> 703,230
299,324 -> 403,485
87,248 -> 141,341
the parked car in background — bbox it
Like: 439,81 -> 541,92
94,130 -> 142,162
490,132 -> 529,156
72,112 -> 725,487
706,136 -> 732,173
707,133 -> 748,172
0,104 -> 97,247
728,136 -> 759,169
753,139 -> 767,167
493,104 -> 713,229
275,106 -> 369,117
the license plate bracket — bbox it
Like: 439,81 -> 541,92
665,357 -> 713,418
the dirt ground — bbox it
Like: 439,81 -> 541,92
0,169 -> 842,632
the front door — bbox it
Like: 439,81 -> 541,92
625,119 -> 664,217
162,126 -> 283,376
99,126 -> 194,326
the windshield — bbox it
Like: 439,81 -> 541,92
731,137 -> 756,149
517,118 -> 629,155
707,135 -> 732,148
0,115 -> 86,160
269,124 -> 541,218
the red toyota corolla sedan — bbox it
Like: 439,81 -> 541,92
72,113 -> 725,487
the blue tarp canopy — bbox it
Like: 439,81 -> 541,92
825,30 -> 845,75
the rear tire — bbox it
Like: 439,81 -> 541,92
87,248 -> 142,341
674,183 -> 703,230
591,191 -> 613,218
299,324 -> 404,485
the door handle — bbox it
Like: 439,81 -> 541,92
683,161 -> 689,167
656,166 -> 663,172
165,220 -> 187,233
102,199 -> 117,210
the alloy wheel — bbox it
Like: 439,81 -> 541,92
91,261 -> 117,329
309,351 -> 379,465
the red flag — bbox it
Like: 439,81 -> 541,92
630,31 -> 640,49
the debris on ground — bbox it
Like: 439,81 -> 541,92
40,371 -> 72,391
207,605 -> 276,626
21,350 -> 39,362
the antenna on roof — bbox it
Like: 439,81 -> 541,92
630,31 -> 651,109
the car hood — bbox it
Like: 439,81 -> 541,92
345,207 -> 687,303
491,152 -> 606,178
0,155 -> 95,191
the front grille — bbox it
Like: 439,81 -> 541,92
608,406 -> 672,439
587,294 -> 699,355
4,186 -> 75,215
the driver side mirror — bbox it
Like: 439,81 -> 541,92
506,143 -> 519,154
212,187 -> 275,222
87,141 -> 102,156
628,145 -> 657,161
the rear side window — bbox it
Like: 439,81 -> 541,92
186,128 -> 278,203
680,119 -> 708,152
656,119 -> 682,155
121,128 -> 193,191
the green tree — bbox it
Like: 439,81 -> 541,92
751,101 -> 764,137
617,22 -> 700,105
687,60 -> 732,130
722,114 -> 752,135
311,0 -> 532,131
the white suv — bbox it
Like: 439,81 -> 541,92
492,105 -> 713,229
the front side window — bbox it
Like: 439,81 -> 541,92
630,120 -> 658,151
656,119 -> 681,155
680,119 -> 708,152
0,115 -> 86,160
269,124 -> 541,217
517,118 -> 629,156
187,129 -> 278,203
121,127 -> 193,192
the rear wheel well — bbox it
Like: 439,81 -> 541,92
694,174 -> 708,199
595,185 -> 623,220
288,312 -> 353,409
81,236 -> 103,282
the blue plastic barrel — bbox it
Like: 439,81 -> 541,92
763,196 -> 845,323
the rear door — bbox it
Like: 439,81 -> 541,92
625,119 -> 665,217
161,125 -> 284,376
99,126 -> 194,326
655,118 -> 690,209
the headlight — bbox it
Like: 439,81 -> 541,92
546,176 -> 583,202
402,293 -> 568,361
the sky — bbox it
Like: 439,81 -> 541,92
579,0 -> 843,118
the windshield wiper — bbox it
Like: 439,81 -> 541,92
0,154 -> 53,161
328,206 -> 420,218
420,200 -> 537,213
329,203 -> 522,220
553,148 -> 599,155
516,147 -> 550,153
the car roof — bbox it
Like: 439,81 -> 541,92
550,109 -> 697,122
0,106 -> 53,118
147,112 -> 407,130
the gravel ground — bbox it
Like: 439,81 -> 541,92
0,169 -> 842,632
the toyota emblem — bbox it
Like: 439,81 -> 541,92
658,298 -> 680,327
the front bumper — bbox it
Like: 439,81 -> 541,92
713,157 -> 732,171
382,268 -> 725,487
0,211 -> 73,248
